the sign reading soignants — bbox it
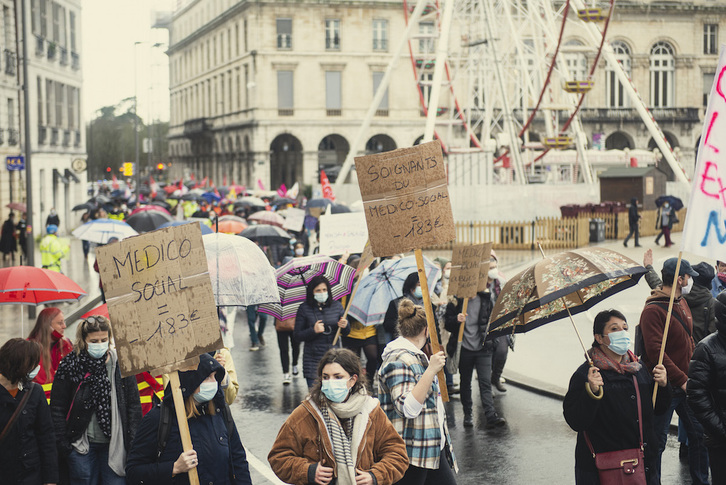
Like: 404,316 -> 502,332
354,140 -> 455,257
96,223 -> 222,377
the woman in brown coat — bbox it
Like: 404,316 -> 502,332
268,348 -> 408,485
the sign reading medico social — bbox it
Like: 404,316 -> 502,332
96,223 -> 222,377
354,141 -> 456,257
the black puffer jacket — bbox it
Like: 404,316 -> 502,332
0,382 -> 58,484
687,316 -> 726,448
294,299 -> 348,380
50,349 -> 142,456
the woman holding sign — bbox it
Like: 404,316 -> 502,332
126,353 -> 251,485
377,299 -> 457,485
50,316 -> 142,485
295,275 -> 350,388
268,348 -> 408,485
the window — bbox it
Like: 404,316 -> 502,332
326,71 -> 341,116
31,0 -> 39,35
58,6 -> 66,47
235,23 -> 239,56
51,3 -> 60,43
277,70 -> 293,115
277,18 -> 292,49
40,0 -> 47,38
55,81 -> 64,127
373,19 -> 388,51
36,76 -> 42,125
325,19 -> 340,50
45,79 -> 52,125
4,6 -> 12,48
704,72 -> 715,107
373,72 -> 389,116
606,41 -> 631,108
244,64 -> 249,109
419,22 -> 435,52
563,40 -> 587,81
649,42 -> 674,108
704,24 -> 718,55
7,98 -> 12,129
70,11 -> 76,51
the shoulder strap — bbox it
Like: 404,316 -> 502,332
0,384 -> 34,443
647,301 -> 691,337
156,403 -> 172,458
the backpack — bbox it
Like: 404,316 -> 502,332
634,301 -> 692,362
156,400 -> 236,459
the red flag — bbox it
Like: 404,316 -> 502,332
257,179 -> 265,191
112,174 -> 119,190
201,176 -> 209,188
223,174 -> 228,187
277,183 -> 287,198
320,170 -> 336,201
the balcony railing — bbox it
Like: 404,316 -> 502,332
59,47 -> 68,66
278,109 -> 294,116
4,50 -> 15,76
326,109 -> 342,117
50,128 -> 59,146
62,129 -> 70,147
38,126 -> 46,145
183,118 -> 210,138
71,52 -> 80,70
578,107 -> 700,123
47,42 -> 57,60
0,128 -> 5,145
8,129 -> 18,146
375,109 -> 389,117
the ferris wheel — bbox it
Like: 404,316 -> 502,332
403,0 -> 686,186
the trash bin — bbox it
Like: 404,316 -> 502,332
589,218 -> 605,243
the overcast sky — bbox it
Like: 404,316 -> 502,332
81,0 -> 172,124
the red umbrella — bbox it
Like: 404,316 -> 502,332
5,202 -> 26,212
82,303 -> 109,319
248,211 -> 285,227
0,266 -> 87,305
129,205 -> 171,216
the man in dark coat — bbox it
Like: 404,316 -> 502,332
623,197 -> 641,248
688,292 -> 726,483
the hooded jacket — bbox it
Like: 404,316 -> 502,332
639,288 -> 695,388
687,306 -> 726,449
267,395 -> 408,485
125,354 -> 251,485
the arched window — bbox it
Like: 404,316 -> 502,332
606,41 -> 631,108
563,40 -> 588,81
650,42 -> 675,107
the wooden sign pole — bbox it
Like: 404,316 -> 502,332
414,248 -> 449,402
652,252 -> 682,408
333,278 -> 362,346
169,371 -> 200,485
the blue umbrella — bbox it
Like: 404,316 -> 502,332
158,220 -> 214,235
71,219 -> 138,244
654,195 -> 683,211
348,255 -> 440,326
202,191 -> 222,203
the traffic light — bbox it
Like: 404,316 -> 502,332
156,163 -> 164,171
106,167 -> 111,173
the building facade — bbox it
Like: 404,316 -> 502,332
167,0 -> 428,191
167,0 -> 724,190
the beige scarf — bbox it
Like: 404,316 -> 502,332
325,389 -> 372,485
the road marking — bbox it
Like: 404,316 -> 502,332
244,445 -> 286,485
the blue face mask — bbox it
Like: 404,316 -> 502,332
321,378 -> 352,403
606,330 -> 631,356
27,365 -> 41,381
193,381 -> 218,403
314,292 -> 328,304
413,287 -> 423,299
87,342 -> 109,359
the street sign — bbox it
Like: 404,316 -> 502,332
6,156 -> 24,171
123,162 -> 134,177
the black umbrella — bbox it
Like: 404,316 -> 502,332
331,203 -> 351,214
125,211 -> 174,233
306,198 -> 333,209
273,197 -> 296,206
181,193 -> 205,202
239,225 -> 291,246
654,195 -> 683,211
153,192 -> 167,201
72,202 -> 95,212
149,201 -> 171,211
91,194 -> 111,205
110,189 -> 127,199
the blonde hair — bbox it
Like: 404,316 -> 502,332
397,299 -> 428,338
184,394 -> 217,419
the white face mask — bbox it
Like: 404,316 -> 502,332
295,248 -> 304,256
681,278 -> 693,295
488,269 -> 499,280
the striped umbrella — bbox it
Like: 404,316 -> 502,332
259,255 -> 355,320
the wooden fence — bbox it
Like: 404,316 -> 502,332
432,208 -> 686,251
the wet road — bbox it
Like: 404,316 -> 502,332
225,309 -> 691,485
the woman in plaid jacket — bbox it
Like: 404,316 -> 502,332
377,299 -> 457,485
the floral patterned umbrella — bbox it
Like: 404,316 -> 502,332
487,247 -> 646,340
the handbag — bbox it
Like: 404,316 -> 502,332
275,317 -> 295,332
0,384 -> 34,444
584,375 -> 646,485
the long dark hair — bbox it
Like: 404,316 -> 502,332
306,275 -> 332,306
402,272 -> 420,297
309,348 -> 366,407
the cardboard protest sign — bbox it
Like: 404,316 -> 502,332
283,207 -> 305,233
319,212 -> 368,256
477,242 -> 494,292
682,47 -> 726,259
96,223 -> 223,377
354,140 -> 456,257
449,244 -> 487,299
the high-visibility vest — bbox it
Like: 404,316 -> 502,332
40,235 -> 68,271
